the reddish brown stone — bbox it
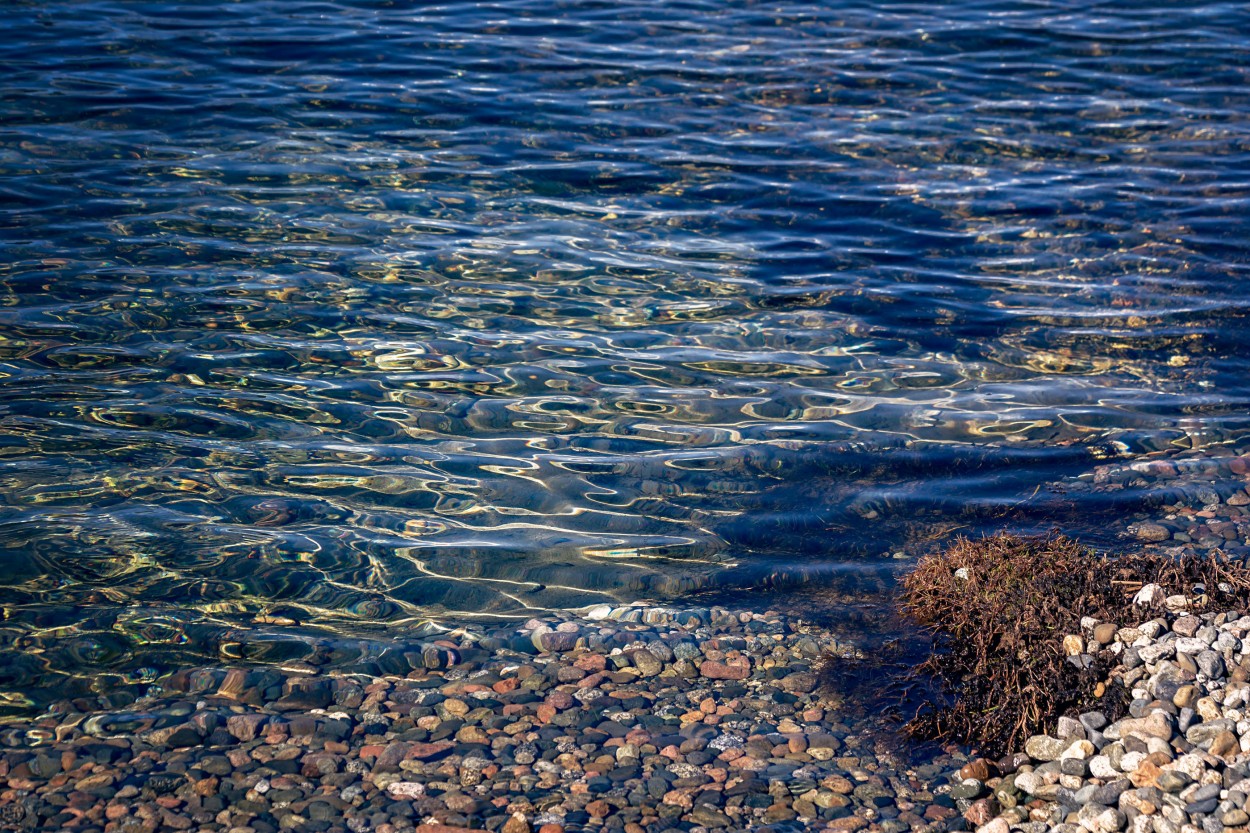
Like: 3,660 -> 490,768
376,742 -> 411,769
699,657 -> 751,681
574,654 -> 607,672
822,775 -> 853,794
545,691 -> 575,710
408,741 -> 455,761
225,714 -> 267,743
964,798 -> 998,827
924,805 -> 958,822
959,758 -> 994,782
1129,760 -> 1162,788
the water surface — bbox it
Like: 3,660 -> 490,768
2,0 -> 1250,708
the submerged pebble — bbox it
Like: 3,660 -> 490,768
0,605 -> 972,833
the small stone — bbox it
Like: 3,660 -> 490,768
959,759 -> 994,782
688,806 -> 731,828
1172,685 -> 1198,709
628,650 -> 662,677
1094,623 -> 1119,645
1165,594 -> 1189,612
160,724 -> 204,749
408,740 -> 455,760
1115,712 -> 1173,740
1133,524 -> 1171,543
274,678 -> 331,710
1209,730 -> 1239,760
1061,739 -> 1095,760
227,714 -> 267,742
1197,650 -> 1225,678
1195,696 -> 1222,722
1089,756 -> 1118,779
388,782 -> 426,799
950,780 -> 987,801
1013,770 -> 1041,796
1173,616 -> 1201,637
780,672 -> 818,693
1025,735 -> 1068,761
1081,712 -> 1108,731
699,657 -> 751,680
1128,760 -> 1162,789
964,798 -> 998,827
1186,719 -> 1235,746
1156,771 -> 1193,793
1223,810 -> 1250,827
502,813 -> 530,833
1078,805 -> 1126,833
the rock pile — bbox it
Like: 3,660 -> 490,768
964,590 -> 1250,833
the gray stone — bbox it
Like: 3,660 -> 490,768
1081,712 -> 1109,732
1186,719 -> 1236,746
1026,735 -> 1068,761
1157,771 -> 1194,794
1090,780 -> 1131,807
1197,650 -> 1225,678
1059,716 -> 1089,740
1138,643 -> 1175,665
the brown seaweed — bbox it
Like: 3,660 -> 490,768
895,533 -> 1250,757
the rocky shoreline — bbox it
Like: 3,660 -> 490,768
0,606 -> 972,833
966,592 -> 1250,833
8,594 -> 1250,833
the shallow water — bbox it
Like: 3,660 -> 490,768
2,0 -> 1250,709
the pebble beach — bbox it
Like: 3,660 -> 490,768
0,606 -> 972,833
6,464 -> 1250,833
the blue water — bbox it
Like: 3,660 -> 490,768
2,0 -> 1250,707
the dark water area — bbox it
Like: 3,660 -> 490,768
2,0 -> 1250,710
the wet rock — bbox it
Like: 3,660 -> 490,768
699,657 -> 751,680
227,713 -> 267,742
1132,524 -> 1171,543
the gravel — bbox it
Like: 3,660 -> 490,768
968,589 -> 1250,833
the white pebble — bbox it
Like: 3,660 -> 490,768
1089,756 -> 1118,779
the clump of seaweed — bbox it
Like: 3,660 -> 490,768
894,532 -> 1250,757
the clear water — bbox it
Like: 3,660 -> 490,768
2,0 -> 1250,708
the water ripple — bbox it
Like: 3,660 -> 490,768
1,0 -> 1249,707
